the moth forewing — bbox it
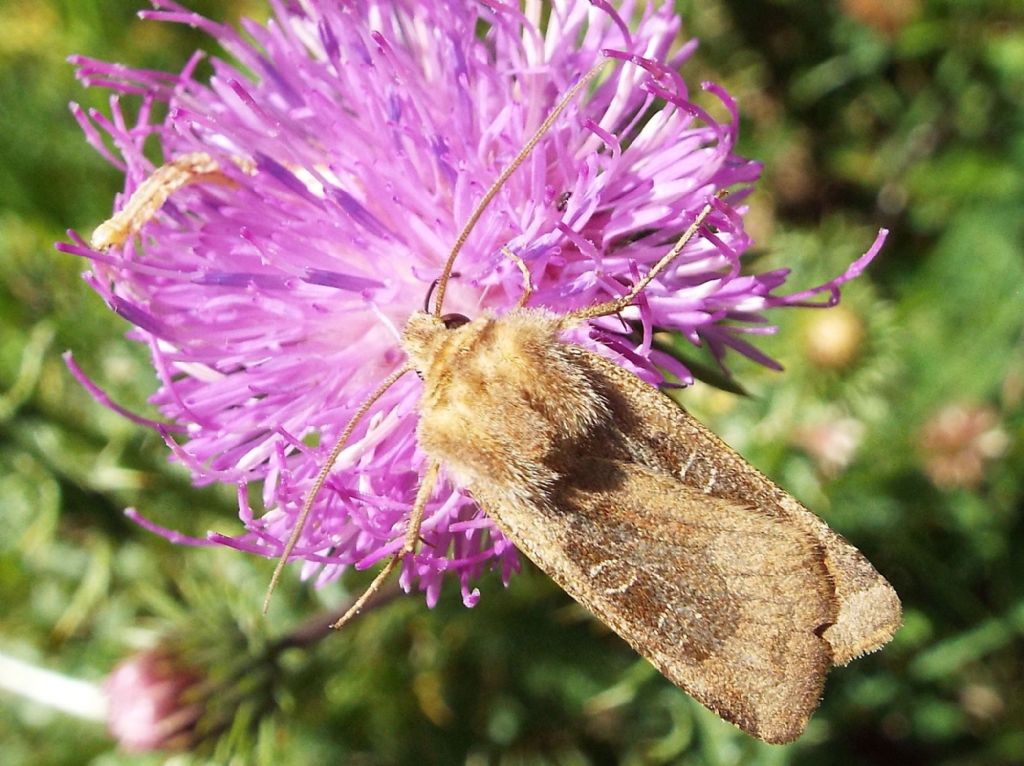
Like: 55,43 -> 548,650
471,461 -> 837,744
566,347 -> 903,667
400,308 -> 901,743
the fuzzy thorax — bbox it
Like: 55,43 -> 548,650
400,309 -> 609,496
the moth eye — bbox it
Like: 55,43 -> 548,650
441,313 -> 470,330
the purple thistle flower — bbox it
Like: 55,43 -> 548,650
59,0 -> 885,609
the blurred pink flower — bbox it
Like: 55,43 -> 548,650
59,0 -> 884,607
918,401 -> 1008,489
793,413 -> 866,477
105,649 -> 201,752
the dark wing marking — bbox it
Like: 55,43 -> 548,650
567,345 -> 901,665
472,458 -> 836,744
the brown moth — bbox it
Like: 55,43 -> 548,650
92,62 -> 900,744
403,305 -> 901,743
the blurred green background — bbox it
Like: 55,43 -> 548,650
1,0 -> 1022,763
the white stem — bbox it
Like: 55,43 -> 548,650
0,651 -> 108,722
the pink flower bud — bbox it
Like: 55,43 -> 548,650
104,650 -> 202,753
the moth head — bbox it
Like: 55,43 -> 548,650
400,310 -> 473,372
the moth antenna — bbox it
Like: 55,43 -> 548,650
432,59 -> 611,316
262,364 -> 413,614
422,272 -> 461,314
330,459 -> 441,630
90,153 -> 249,251
423,278 -> 441,313
500,246 -> 534,309
567,191 -> 730,322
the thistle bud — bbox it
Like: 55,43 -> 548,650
104,649 -> 202,753
803,306 -> 866,371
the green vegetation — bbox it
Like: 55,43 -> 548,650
1,0 -> 1021,763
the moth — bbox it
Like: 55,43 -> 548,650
91,62 -> 900,744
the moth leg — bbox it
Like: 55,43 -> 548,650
91,153 -> 255,251
330,459 -> 441,630
500,246 -> 533,309
567,191 -> 727,321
